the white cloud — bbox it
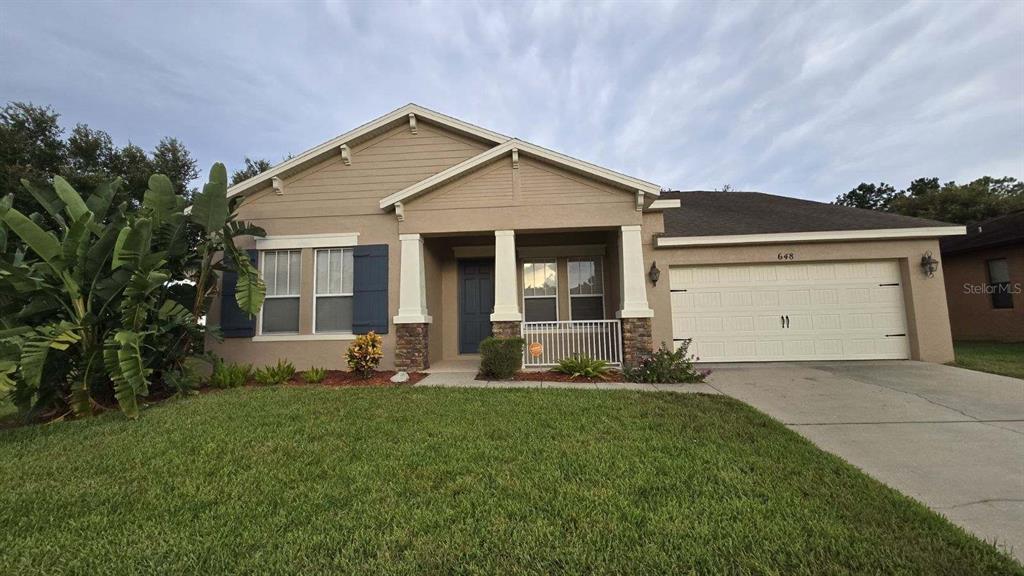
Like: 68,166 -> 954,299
0,0 -> 1020,200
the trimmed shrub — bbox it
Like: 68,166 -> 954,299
209,361 -> 251,389
346,332 -> 383,378
303,366 -> 327,384
252,359 -> 296,386
624,340 -> 710,384
479,337 -> 525,380
552,355 -> 611,380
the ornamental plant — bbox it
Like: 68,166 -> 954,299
346,332 -> 383,378
478,336 -> 524,380
0,164 -> 265,419
624,340 -> 710,384
552,355 -> 611,380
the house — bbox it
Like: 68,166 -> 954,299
207,104 -> 966,371
940,210 -> 1024,342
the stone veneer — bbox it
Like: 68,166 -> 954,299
491,321 -> 522,339
395,323 -> 429,372
621,317 -> 653,368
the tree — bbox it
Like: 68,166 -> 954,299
0,103 -> 66,218
834,182 -> 898,211
231,157 -> 273,185
889,176 -> 1024,224
0,164 -> 265,420
152,137 -> 199,201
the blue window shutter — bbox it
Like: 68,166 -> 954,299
221,249 -> 258,338
352,244 -> 389,334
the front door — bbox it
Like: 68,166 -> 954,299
459,259 -> 495,354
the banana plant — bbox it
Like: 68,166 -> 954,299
0,163 -> 265,419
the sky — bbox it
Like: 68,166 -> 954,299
1,0 -> 1022,201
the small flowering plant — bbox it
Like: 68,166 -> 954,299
623,340 -> 710,384
346,331 -> 383,378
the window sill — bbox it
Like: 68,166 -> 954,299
252,333 -> 357,342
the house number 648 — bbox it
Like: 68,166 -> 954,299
777,252 -> 795,261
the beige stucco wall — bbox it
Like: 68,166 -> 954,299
942,245 -> 1024,342
644,236 -> 957,363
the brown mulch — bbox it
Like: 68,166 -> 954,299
476,370 -> 625,383
286,370 -> 427,387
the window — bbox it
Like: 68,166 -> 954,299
568,257 -> 605,320
522,260 -> 557,322
315,248 -> 354,332
260,250 -> 301,333
988,258 -> 1013,309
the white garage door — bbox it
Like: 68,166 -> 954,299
670,260 -> 910,362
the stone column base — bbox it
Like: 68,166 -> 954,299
395,323 -> 429,372
491,321 -> 522,339
621,317 -> 653,368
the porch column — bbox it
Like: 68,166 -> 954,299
491,230 -> 522,338
394,234 -> 431,371
617,225 -> 654,366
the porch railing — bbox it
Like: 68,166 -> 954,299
520,320 -> 622,367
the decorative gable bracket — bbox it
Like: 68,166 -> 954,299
340,144 -> 352,166
395,201 -> 405,222
635,189 -> 644,211
511,148 -> 519,169
408,113 -> 417,135
272,177 -> 285,196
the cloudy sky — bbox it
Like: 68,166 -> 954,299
1,0 -> 1021,201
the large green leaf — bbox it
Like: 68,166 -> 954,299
143,174 -> 178,226
226,243 -> 265,315
189,164 -> 229,234
112,218 -> 151,269
0,199 -> 63,270
85,178 -> 119,222
103,330 -> 150,419
21,179 -> 65,219
53,176 -> 91,222
19,323 -> 81,391
62,212 -> 93,264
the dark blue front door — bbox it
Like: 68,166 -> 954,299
459,259 -> 495,354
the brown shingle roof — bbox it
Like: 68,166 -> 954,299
661,191 -> 952,237
940,210 -> 1024,254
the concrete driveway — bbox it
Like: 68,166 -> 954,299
706,361 -> 1024,561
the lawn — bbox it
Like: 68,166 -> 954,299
0,388 -> 1019,575
954,341 -> 1024,379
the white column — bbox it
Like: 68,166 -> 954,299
490,230 -> 522,321
617,225 -> 654,318
394,233 -> 432,324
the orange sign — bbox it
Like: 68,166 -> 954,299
528,342 -> 543,358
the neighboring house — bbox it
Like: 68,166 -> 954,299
940,210 -> 1024,342
207,104 -> 965,371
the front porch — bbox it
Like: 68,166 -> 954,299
392,227 -> 654,371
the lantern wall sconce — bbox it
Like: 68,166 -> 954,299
649,261 -> 661,286
920,251 -> 939,278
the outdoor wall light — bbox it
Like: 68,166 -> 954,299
920,251 -> 939,278
649,261 -> 661,286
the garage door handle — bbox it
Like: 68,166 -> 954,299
785,315 -> 790,328
781,315 -> 785,328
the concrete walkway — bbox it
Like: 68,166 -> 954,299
706,361 -> 1024,561
415,371 -> 718,394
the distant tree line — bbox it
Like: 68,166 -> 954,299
833,176 -> 1024,224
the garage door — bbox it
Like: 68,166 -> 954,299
670,260 -> 910,362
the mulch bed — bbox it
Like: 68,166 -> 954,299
476,370 -> 626,383
286,370 -> 427,387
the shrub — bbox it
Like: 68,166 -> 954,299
624,340 -> 710,384
303,366 -> 327,384
552,355 -> 611,380
479,337 -> 525,380
252,359 -> 295,386
346,332 -> 383,378
209,361 -> 251,389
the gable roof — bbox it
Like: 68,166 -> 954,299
657,191 -> 964,246
940,210 -> 1024,255
378,139 -> 661,209
226,103 -> 509,200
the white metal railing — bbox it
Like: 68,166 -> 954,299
520,320 -> 622,367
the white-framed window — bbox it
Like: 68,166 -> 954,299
315,248 -> 354,333
522,260 -> 558,322
568,256 -> 605,320
260,250 -> 301,334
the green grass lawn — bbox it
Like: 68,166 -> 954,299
0,388 -> 1019,575
955,341 -> 1024,379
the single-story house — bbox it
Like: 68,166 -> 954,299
940,210 -> 1023,342
207,104 -> 966,371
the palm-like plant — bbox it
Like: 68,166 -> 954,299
0,163 -> 264,419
